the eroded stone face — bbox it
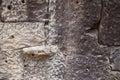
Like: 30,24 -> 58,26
110,48 -> 120,71
1,0 -> 49,22
1,0 -> 120,80
99,0 -> 120,46
0,23 -> 45,50
1,0 -> 27,22
27,0 -> 49,21
0,22 -> 46,80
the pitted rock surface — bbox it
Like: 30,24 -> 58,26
1,0 -> 49,22
0,0 -> 120,80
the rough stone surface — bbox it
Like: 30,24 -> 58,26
1,0 -> 27,22
99,0 -> 120,46
55,0 -> 120,80
0,0 -> 65,80
1,0 -> 49,22
0,22 -> 45,80
110,48 -> 120,71
27,0 -> 49,21
0,0 -> 120,80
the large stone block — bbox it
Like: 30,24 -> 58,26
0,22 -> 45,80
0,23 -> 45,50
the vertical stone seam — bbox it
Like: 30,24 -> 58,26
98,0 -> 104,44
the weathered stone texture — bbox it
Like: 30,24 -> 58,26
55,0 -> 120,80
1,0 -> 27,22
99,0 -> 120,46
0,0 -> 120,80
0,22 -> 45,80
0,23 -> 45,50
110,48 -> 120,71
1,0 -> 49,22
0,0 -> 65,80
27,0 -> 49,21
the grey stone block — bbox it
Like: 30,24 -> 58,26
27,0 -> 49,21
99,0 -> 120,46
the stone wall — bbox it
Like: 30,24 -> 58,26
0,0 -> 120,80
